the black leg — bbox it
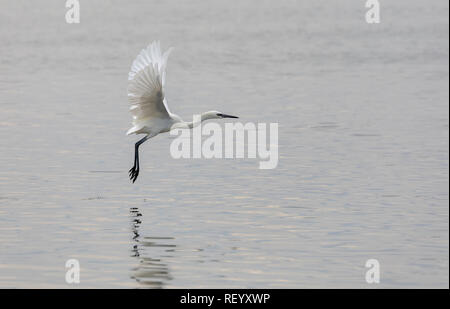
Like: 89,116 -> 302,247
129,135 -> 148,183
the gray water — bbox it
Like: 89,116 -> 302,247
0,0 -> 448,288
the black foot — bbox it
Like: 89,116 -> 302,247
129,166 -> 140,183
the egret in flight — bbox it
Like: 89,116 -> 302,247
127,41 -> 238,182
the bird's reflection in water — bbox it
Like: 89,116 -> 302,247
130,207 -> 175,288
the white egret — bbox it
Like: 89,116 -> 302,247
127,41 -> 238,182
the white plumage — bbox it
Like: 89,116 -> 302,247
126,41 -> 238,183
127,41 -> 174,135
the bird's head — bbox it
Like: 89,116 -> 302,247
202,111 -> 239,121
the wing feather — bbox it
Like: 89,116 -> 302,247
127,41 -> 173,131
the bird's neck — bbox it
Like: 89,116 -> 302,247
170,118 -> 200,130
180,113 -> 213,129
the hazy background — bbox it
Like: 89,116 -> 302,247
0,0 -> 448,288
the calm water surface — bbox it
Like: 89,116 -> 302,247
0,0 -> 448,288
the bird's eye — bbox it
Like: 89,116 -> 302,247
216,113 -> 223,117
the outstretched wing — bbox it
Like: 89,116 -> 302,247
127,41 -> 173,123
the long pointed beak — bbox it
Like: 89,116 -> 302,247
221,114 -> 239,119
